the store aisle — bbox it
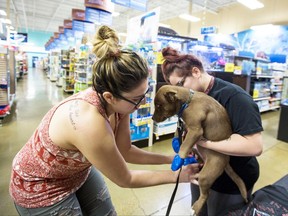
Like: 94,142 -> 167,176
0,68 -> 287,216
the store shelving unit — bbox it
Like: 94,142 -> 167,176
209,54 -> 286,113
0,47 -> 10,124
57,50 -> 70,87
49,51 -> 60,82
74,55 -> 94,93
250,60 -> 285,112
130,46 -> 156,146
8,50 -> 17,102
62,51 -> 75,93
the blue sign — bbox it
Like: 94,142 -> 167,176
72,20 -> 84,32
64,29 -> 74,38
111,0 -> 147,11
83,22 -> 95,33
85,7 -> 100,23
100,11 -> 112,25
130,0 -> 147,11
111,0 -> 130,7
201,26 -> 217,35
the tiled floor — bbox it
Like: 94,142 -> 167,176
0,68 -> 287,216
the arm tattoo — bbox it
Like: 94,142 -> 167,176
69,100 -> 80,130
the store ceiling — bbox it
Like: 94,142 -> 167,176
0,0 -> 238,34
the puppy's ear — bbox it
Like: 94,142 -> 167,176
164,90 -> 178,103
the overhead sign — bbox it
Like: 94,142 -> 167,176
84,0 -> 113,12
85,7 -> 112,25
111,0 -> 147,11
59,26 -> 64,33
10,32 -> 28,43
64,19 -> 73,29
126,7 -> 160,44
201,26 -> 217,35
54,32 -> 59,38
72,9 -> 86,21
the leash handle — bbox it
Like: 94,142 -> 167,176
165,167 -> 182,216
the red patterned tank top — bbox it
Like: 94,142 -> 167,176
10,88 -> 117,208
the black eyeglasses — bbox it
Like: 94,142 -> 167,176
114,88 -> 150,108
176,76 -> 187,87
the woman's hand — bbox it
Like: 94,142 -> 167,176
178,163 -> 203,184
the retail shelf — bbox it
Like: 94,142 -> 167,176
260,105 -> 280,113
253,97 -> 270,101
270,98 -> 281,102
272,82 -> 283,86
251,75 -> 274,79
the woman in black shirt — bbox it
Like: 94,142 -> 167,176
161,47 -> 263,216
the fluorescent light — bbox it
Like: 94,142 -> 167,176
1,18 -> 11,24
112,12 -> 120,17
237,0 -> 264,10
179,14 -> 200,22
0,10 -> 7,16
250,24 -> 273,30
118,32 -> 127,37
158,23 -> 171,28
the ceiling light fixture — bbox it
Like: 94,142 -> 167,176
118,32 -> 127,37
179,14 -> 200,22
1,18 -> 11,24
237,0 -> 264,10
112,12 -> 120,17
250,24 -> 273,30
0,9 -> 7,16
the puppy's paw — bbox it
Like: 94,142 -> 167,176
190,208 -> 196,216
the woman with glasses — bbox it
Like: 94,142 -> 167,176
10,26 -> 200,216
161,47 -> 263,216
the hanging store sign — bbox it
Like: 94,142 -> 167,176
64,29 -> 74,38
201,26 -> 217,35
72,9 -> 86,21
85,7 -> 112,25
126,7 -> 160,44
83,22 -> 95,33
72,20 -> 95,34
85,7 -> 100,23
59,26 -> 64,33
72,20 -> 85,32
111,0 -> 147,11
64,20 -> 73,29
84,0 -> 113,12
54,32 -> 59,38
99,10 -> 112,25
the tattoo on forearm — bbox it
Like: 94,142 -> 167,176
69,100 -> 79,130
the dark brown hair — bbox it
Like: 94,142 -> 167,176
161,47 -> 204,83
92,25 -> 149,100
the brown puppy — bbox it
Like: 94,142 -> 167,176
152,85 -> 248,216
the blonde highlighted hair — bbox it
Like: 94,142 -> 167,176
92,26 -> 149,102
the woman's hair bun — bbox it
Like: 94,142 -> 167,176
162,47 -> 180,63
93,25 -> 120,58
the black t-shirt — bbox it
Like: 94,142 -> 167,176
208,78 -> 263,194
